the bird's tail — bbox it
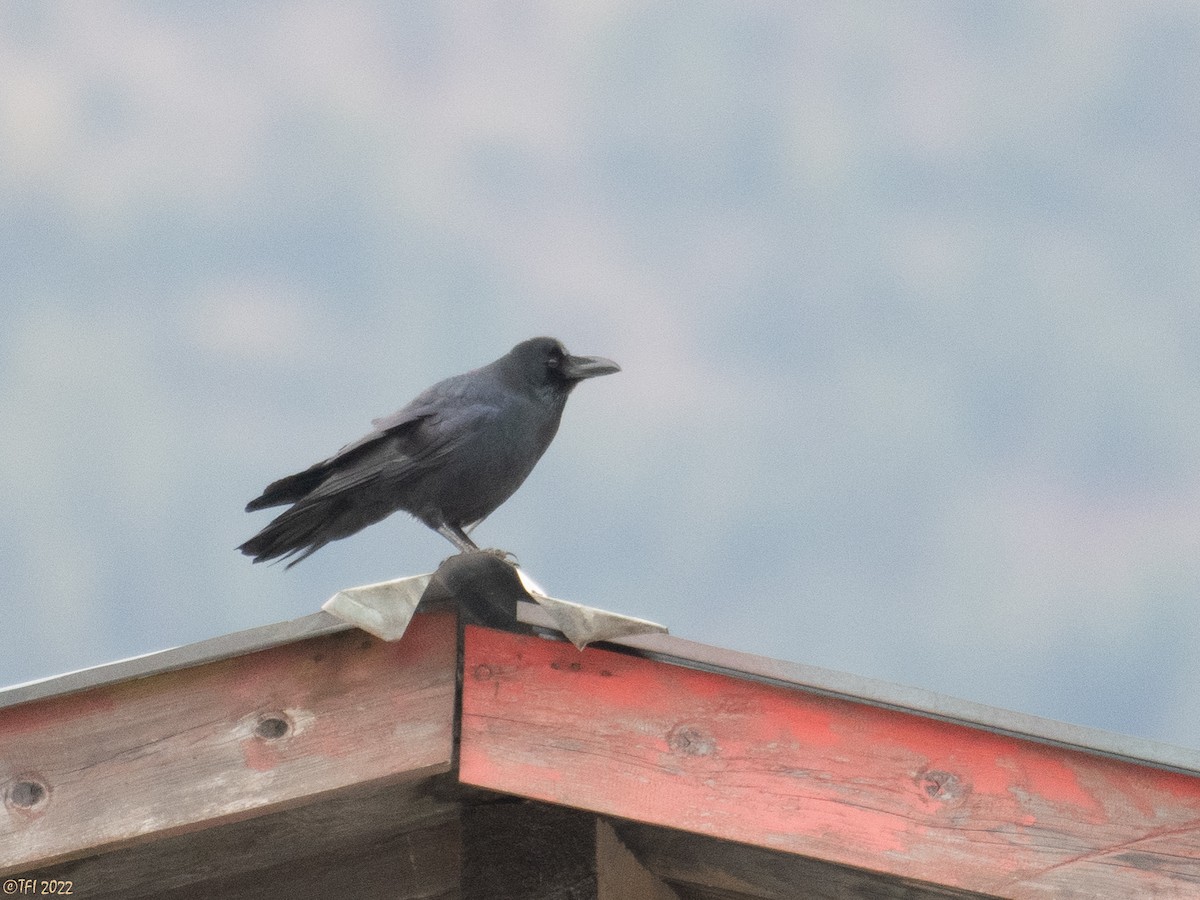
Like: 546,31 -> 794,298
244,465 -> 331,512
238,500 -> 343,568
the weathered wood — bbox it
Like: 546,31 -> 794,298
0,611 -> 351,711
458,627 -> 1200,898
610,819 -> 995,900
161,816 -> 460,900
1,611 -> 458,874
20,776 -> 461,898
462,798 -> 597,899
515,603 -> 1200,777
596,820 -> 680,900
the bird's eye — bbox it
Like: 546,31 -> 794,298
547,353 -> 561,368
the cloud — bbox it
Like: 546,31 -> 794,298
3,1 -> 1200,748
187,279 -> 318,363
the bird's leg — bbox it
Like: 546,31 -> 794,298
436,523 -> 480,553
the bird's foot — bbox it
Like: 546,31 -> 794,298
481,547 -> 520,566
437,547 -> 519,568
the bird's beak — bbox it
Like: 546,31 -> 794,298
562,354 -> 621,381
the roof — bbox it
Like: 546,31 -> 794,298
3,553 -> 1199,898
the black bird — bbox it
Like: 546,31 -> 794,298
239,337 -> 620,566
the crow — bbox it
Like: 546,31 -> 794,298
239,337 -> 620,566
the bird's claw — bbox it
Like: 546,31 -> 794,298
482,548 -> 520,566
439,547 -> 519,568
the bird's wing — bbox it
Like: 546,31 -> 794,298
303,400 -> 499,501
246,371 -> 502,511
244,406 -> 433,511
369,404 -> 430,433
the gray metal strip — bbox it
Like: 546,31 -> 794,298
517,604 -> 1200,777
0,611 -> 350,710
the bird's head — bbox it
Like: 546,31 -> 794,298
507,337 -> 621,395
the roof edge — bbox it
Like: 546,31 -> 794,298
4,600 -> 1197,778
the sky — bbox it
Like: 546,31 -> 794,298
3,2 -> 1200,751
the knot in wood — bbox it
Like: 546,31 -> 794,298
6,776 -> 49,813
254,714 -> 292,741
668,725 -> 716,757
472,664 -> 495,681
918,769 -> 965,803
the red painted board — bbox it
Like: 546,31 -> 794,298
459,626 -> 1200,898
1,611 -> 457,874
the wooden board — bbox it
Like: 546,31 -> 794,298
462,799 -> 599,899
19,777 -> 461,899
609,818 -> 992,900
596,820 -> 681,900
1,611 -> 457,874
458,627 -> 1200,898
